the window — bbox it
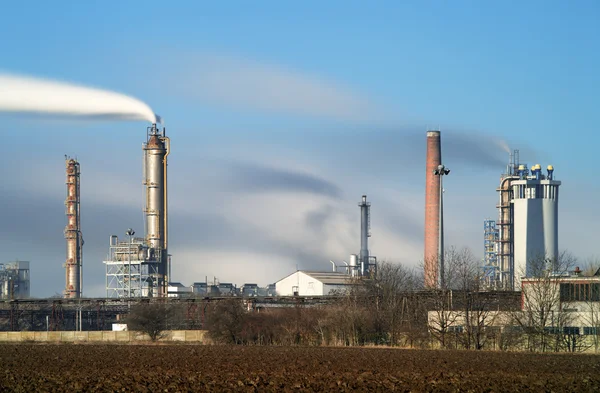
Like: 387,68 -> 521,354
583,327 -> 598,335
560,282 -> 600,302
563,327 -> 580,335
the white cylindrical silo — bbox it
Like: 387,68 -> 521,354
349,254 -> 358,277
512,165 -> 561,289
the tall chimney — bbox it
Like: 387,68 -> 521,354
64,157 -> 83,298
424,131 -> 441,288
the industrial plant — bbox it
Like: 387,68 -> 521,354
1,118 -> 582,347
479,151 -> 561,290
0,261 -> 30,300
3,124 -> 567,300
103,124 -> 171,298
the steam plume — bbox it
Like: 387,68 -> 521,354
0,72 -> 161,124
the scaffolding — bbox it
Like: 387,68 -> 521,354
481,220 -> 499,287
0,261 -> 30,300
103,236 -> 160,298
495,149 -> 520,290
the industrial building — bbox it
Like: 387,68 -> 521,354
167,282 -> 193,298
272,194 -> 378,296
275,271 -> 356,296
0,261 -> 30,299
103,123 -> 171,298
482,151 -> 561,290
512,163 -> 561,286
429,270 -> 600,346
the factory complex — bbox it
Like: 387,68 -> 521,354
0,125 -> 568,300
7,121 -> 600,348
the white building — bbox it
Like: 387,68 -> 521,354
167,282 -> 193,298
512,164 -> 561,287
427,273 -> 600,346
275,271 -> 355,296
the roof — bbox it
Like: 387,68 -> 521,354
301,271 -> 354,285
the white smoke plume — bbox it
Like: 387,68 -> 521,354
494,138 -> 511,154
0,72 -> 161,124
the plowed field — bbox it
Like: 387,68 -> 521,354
1,344 -> 599,392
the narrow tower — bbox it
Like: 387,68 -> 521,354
143,124 -> 170,297
64,157 -> 83,298
358,195 -> 371,276
424,131 -> 441,287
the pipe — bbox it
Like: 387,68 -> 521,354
330,260 -> 336,272
163,134 -> 170,290
163,134 -> 170,252
359,195 -> 370,276
439,175 -> 444,288
342,261 -> 349,275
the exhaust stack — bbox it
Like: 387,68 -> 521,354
64,156 -> 83,298
143,124 -> 170,297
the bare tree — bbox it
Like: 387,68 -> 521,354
362,261 -> 421,345
580,256 -> 600,276
126,302 -> 175,341
511,251 -> 577,352
204,298 -> 247,344
424,247 -> 465,349
583,299 -> 600,352
425,246 -> 505,350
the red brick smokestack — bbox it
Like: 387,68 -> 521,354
424,130 -> 441,288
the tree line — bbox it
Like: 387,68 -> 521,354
126,247 -> 600,352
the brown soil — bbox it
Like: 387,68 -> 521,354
1,344 -> 599,392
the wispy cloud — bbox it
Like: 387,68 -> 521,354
221,161 -> 343,198
155,52 -> 386,123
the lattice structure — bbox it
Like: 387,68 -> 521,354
104,236 -> 160,298
481,219 -> 499,287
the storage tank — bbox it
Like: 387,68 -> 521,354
349,254 -> 358,277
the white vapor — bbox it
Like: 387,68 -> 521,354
157,52 -> 386,123
0,72 -> 161,124
494,138 -> 511,154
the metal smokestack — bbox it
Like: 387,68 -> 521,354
64,157 -> 83,298
359,195 -> 371,276
143,124 -> 170,297
424,130 -> 441,288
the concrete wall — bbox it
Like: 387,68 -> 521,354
0,330 -> 208,343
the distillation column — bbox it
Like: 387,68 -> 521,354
359,195 -> 371,276
64,157 -> 83,298
143,124 -> 170,297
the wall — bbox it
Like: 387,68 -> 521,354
0,330 -> 208,343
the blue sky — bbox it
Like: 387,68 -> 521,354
0,1 -> 598,296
